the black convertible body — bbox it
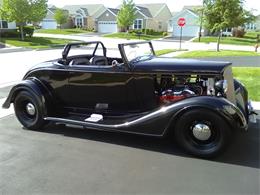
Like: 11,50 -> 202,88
2,41 -> 256,158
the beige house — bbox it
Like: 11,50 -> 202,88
135,3 -> 172,32
63,4 -> 106,31
104,3 -> 172,33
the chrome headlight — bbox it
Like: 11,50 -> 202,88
215,80 -> 228,94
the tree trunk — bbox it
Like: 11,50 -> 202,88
217,31 -> 221,52
20,26 -> 25,41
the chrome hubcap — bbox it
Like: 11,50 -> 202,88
192,123 -> 211,141
25,103 -> 36,116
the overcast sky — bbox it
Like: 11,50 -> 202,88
48,0 -> 259,14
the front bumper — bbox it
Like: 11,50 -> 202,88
248,101 -> 257,124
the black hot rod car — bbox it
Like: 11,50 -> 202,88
2,41 -> 256,157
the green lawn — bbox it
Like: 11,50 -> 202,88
103,32 -> 164,40
193,32 -> 260,46
155,49 -> 177,56
177,50 -> 260,58
1,37 -> 74,49
233,67 -> 260,101
35,28 -> 90,35
155,49 -> 188,56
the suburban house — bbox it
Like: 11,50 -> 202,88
168,6 -> 203,37
245,15 -> 260,31
40,6 -> 71,29
135,3 -> 172,32
116,3 -> 172,32
62,4 -> 106,31
0,0 -> 16,30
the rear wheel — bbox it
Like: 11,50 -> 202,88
14,91 -> 47,130
174,109 -> 231,158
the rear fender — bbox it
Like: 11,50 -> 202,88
2,78 -> 53,116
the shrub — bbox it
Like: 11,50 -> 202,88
0,29 -> 20,38
17,26 -> 35,37
232,27 -> 246,38
163,32 -> 168,37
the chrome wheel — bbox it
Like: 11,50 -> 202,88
26,103 -> 36,116
192,123 -> 212,141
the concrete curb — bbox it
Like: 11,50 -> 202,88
0,47 -> 32,53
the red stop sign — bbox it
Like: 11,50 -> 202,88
178,18 -> 186,27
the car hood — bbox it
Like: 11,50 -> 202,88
131,57 -> 232,74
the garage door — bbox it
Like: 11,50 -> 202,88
173,25 -> 199,37
41,19 -> 57,29
98,21 -> 118,33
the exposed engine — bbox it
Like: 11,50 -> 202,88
157,75 -> 214,104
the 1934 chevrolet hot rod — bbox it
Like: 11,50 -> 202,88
2,41 -> 256,158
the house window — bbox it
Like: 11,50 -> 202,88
0,20 -> 8,29
245,23 -> 256,30
133,19 -> 143,29
158,21 -> 162,30
75,17 -> 83,27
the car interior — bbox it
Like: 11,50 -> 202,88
59,42 -> 124,67
65,55 -> 123,66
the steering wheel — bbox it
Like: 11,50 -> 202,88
112,60 -> 119,67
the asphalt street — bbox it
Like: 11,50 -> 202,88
0,85 -> 259,194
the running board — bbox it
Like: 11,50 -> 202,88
44,117 -> 163,137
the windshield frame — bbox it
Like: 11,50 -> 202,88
118,41 -> 155,67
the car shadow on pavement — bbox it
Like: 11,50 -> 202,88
36,118 -> 260,169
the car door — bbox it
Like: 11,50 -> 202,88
66,64 -> 140,114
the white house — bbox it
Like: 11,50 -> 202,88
168,8 -> 202,37
0,0 -> 16,30
40,6 -> 58,29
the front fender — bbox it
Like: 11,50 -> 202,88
165,96 -> 248,135
2,78 -> 52,115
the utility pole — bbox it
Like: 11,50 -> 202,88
198,0 -> 205,42
0,15 -> 2,47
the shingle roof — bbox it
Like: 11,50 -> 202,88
136,6 -> 153,18
107,8 -> 120,16
63,4 -> 105,18
183,5 -> 203,15
136,3 -> 166,17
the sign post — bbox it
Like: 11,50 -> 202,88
177,17 -> 186,50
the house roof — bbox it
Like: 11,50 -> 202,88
107,8 -> 120,16
182,5 -> 203,15
136,6 -> 153,18
63,4 -> 105,18
172,8 -> 199,19
136,3 -> 167,17
171,12 -> 179,17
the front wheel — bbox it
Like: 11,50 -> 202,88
14,91 -> 47,130
174,109 -> 231,158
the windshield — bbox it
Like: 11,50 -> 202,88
123,42 -> 155,62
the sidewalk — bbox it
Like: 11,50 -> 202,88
34,33 -> 258,52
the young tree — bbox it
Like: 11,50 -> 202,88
203,0 -> 255,51
0,0 -> 47,40
117,0 -> 136,32
54,9 -> 68,29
